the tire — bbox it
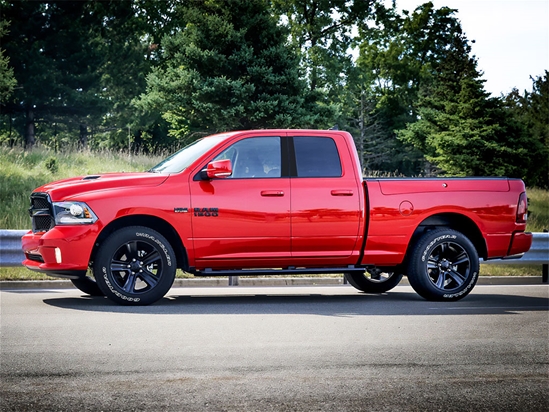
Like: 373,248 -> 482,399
345,269 -> 403,293
407,229 -> 479,301
93,226 -> 176,305
70,275 -> 104,296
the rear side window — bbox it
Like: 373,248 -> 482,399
293,136 -> 342,177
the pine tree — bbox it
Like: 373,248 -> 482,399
0,1 -> 177,150
397,29 -> 542,183
354,2 -> 465,174
1,1 -> 110,148
503,72 -> 549,188
136,0 -> 319,140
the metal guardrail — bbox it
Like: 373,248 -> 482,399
0,230 -> 28,268
1,230 -> 548,283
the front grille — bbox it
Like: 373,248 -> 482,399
32,196 -> 51,210
29,193 -> 55,233
33,215 -> 54,232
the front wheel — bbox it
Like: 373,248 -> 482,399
93,226 -> 176,305
345,269 -> 403,293
70,274 -> 104,296
407,229 -> 479,301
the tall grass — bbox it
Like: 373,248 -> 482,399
0,145 -> 164,229
526,187 -> 549,232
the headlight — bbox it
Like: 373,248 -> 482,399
53,201 -> 98,225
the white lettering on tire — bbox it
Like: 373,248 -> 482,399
136,232 -> 172,267
419,233 -> 477,299
102,266 -> 141,303
421,234 -> 456,262
443,270 -> 478,299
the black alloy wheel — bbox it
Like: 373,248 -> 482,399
94,226 -> 176,305
407,228 -> 479,301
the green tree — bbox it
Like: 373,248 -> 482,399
91,0 -> 178,152
273,1 -> 409,172
0,20 -> 16,104
137,0 -> 319,139
0,1 -> 177,150
2,1 -> 110,148
354,2 -> 466,174
502,72 -> 549,188
272,0 -> 378,94
397,29 -> 544,184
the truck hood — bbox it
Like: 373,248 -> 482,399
34,172 -> 170,201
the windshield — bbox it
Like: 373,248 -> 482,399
150,134 -> 230,173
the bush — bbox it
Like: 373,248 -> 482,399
44,156 -> 59,174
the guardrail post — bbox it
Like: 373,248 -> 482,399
228,276 -> 239,286
543,229 -> 548,283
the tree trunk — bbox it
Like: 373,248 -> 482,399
134,129 -> 143,153
79,124 -> 88,149
8,115 -> 15,147
25,107 -> 35,149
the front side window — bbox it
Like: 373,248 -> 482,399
293,136 -> 342,177
214,136 -> 281,178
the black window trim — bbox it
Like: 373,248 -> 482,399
288,135 -> 343,178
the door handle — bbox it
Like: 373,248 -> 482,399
261,190 -> 285,197
331,190 -> 353,196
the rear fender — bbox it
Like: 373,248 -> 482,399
408,213 -> 487,260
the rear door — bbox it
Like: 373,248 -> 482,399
289,134 -> 362,262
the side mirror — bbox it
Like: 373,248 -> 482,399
206,159 -> 232,179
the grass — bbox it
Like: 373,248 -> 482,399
0,267 -> 50,281
1,145 -> 547,280
526,187 -> 549,232
0,145 -> 164,229
478,264 -> 542,277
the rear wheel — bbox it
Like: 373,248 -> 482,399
407,229 -> 479,301
93,226 -> 176,305
345,269 -> 403,293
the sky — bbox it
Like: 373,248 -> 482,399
392,0 -> 549,96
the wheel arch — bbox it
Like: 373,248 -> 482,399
408,213 -> 487,260
91,215 -> 188,270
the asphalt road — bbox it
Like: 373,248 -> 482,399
1,284 -> 548,411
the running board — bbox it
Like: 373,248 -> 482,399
191,266 -> 365,277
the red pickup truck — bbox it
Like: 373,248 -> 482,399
22,129 -> 532,305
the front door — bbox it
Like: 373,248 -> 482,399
189,135 -> 291,269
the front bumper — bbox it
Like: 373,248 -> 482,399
21,225 -> 99,279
